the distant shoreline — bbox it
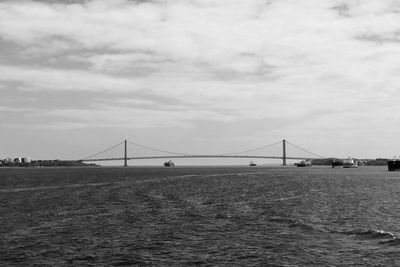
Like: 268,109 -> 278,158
0,160 -> 97,168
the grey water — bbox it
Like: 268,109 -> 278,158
1,166 -> 400,266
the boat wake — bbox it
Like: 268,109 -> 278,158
0,182 -> 119,193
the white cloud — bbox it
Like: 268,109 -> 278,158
1,0 -> 400,158
0,65 -> 136,92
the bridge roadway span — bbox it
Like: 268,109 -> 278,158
82,155 -> 313,162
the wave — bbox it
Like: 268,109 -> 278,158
342,229 -> 400,246
0,182 -> 119,193
344,229 -> 396,239
378,237 -> 400,246
268,217 -> 314,231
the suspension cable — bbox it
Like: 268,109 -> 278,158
222,140 -> 283,155
82,141 -> 125,159
285,140 -> 325,158
127,140 -> 191,156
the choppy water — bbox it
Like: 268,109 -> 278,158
1,166 -> 400,266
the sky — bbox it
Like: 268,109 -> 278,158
1,0 -> 400,164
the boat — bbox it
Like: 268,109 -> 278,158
249,161 -> 257,166
342,157 -> 358,168
164,160 -> 175,167
331,159 -> 343,168
388,159 -> 400,171
295,160 -> 311,167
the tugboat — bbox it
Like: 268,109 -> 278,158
295,160 -> 312,167
388,158 -> 400,171
249,161 -> 257,166
164,160 -> 175,167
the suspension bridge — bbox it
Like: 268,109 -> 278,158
80,139 -> 325,166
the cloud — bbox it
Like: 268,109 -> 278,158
1,0 -> 400,158
0,65 -> 136,92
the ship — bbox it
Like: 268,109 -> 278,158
388,159 -> 400,171
342,157 -> 358,168
164,160 -> 175,167
249,161 -> 257,166
295,160 -> 312,167
331,159 -> 343,168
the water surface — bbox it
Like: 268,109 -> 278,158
1,166 -> 399,266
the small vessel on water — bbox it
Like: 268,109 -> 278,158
295,160 -> 312,167
331,159 -> 343,168
164,160 -> 175,167
388,159 -> 400,171
342,157 -> 358,168
249,161 -> 257,166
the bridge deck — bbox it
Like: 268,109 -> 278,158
82,155 -> 315,162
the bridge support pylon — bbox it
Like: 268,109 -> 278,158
124,140 -> 128,167
282,139 -> 287,166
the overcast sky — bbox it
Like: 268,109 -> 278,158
1,0 -> 400,163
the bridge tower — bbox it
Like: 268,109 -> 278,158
124,140 -> 128,167
282,139 -> 287,166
